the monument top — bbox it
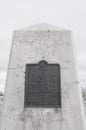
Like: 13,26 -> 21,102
1,23 -> 86,130
16,23 -> 69,31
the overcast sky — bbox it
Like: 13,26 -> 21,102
0,0 -> 86,92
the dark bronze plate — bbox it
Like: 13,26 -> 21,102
24,60 -> 61,108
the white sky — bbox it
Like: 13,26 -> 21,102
0,0 -> 86,92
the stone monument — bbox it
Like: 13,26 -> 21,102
0,23 -> 86,130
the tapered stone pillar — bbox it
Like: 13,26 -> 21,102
1,23 -> 86,130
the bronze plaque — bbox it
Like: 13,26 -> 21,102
24,60 -> 61,108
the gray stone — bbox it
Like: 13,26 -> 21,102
0,23 -> 86,130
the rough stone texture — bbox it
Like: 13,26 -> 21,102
0,23 -> 86,130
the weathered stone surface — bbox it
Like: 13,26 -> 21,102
0,23 -> 86,130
